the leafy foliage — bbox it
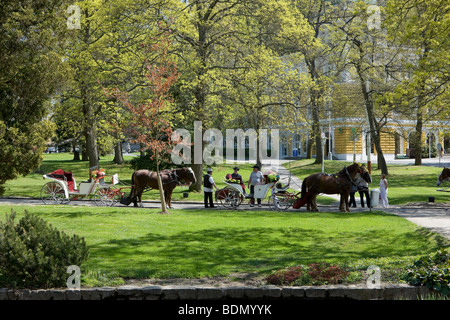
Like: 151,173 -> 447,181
403,248 -> 450,296
128,150 -> 173,172
0,0 -> 67,193
0,210 -> 90,289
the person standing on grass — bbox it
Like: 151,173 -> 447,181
349,184 -> 357,208
248,165 -> 264,207
203,168 -> 218,208
379,174 -> 389,209
358,168 -> 372,208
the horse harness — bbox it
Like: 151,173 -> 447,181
133,170 -> 181,194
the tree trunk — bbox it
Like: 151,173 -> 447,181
81,135 -> 88,161
306,136 -> 313,159
356,62 -> 388,174
140,143 -> 145,157
86,123 -> 99,169
373,130 -> 388,174
414,110 -> 423,166
312,119 -> 322,165
156,155 -> 168,213
113,141 -> 124,164
72,142 -> 80,161
306,59 -> 323,165
189,163 -> 203,192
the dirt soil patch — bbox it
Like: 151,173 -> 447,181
124,273 -> 266,287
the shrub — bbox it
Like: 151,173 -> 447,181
303,262 -> 349,285
265,262 -> 349,286
129,150 -> 172,171
266,266 -> 303,285
403,248 -> 450,296
0,210 -> 90,289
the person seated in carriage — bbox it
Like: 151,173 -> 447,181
230,166 -> 246,191
225,168 -> 246,191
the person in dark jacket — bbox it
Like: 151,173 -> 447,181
203,168 -> 218,208
349,184 -> 357,208
358,168 -> 372,208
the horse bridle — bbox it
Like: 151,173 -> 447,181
160,170 -> 180,186
162,169 -> 194,186
343,165 -> 363,187
438,169 -> 450,185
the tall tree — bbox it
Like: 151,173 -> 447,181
333,0 -> 398,174
0,0 -> 68,194
169,0 -> 268,191
105,29 -> 179,213
61,0 -> 166,168
288,0 -> 340,165
219,1 -> 312,167
384,0 -> 449,165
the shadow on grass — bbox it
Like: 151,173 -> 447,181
86,224 -> 440,279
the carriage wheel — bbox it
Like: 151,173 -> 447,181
41,182 -> 66,205
268,194 -> 291,211
93,188 -> 120,207
219,189 -> 241,209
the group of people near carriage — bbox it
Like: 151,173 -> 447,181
129,162 -> 391,212
202,164 -> 267,208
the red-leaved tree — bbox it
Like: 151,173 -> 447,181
104,28 -> 179,213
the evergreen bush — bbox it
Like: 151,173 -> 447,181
0,210 -> 89,289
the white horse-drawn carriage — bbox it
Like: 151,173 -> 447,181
215,172 -> 291,210
41,167 -> 124,206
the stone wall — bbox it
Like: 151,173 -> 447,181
0,284 -> 433,300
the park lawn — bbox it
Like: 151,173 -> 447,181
1,204 -> 447,286
285,159 -> 450,205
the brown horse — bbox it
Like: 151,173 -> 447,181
130,167 -> 196,208
437,167 -> 450,186
299,162 -> 365,212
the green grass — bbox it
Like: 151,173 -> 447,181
1,204 -> 447,286
285,159 -> 450,205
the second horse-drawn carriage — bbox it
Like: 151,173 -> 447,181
215,171 -> 294,210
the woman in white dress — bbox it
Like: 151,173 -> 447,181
379,174 -> 389,208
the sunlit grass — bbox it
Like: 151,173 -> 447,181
1,204 -> 447,284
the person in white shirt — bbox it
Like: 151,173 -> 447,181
379,174 -> 389,209
248,165 -> 265,207
203,168 -> 218,208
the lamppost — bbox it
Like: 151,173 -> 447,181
321,132 -> 327,173
365,80 -> 372,174
327,87 -> 333,161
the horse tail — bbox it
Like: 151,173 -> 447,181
130,171 -> 137,196
300,176 -> 308,200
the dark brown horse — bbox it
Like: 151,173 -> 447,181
299,162 -> 365,212
437,167 -> 450,187
130,167 -> 196,208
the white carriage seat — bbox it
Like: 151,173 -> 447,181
222,180 -> 246,196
